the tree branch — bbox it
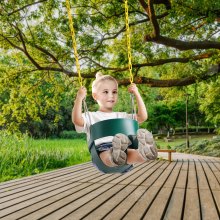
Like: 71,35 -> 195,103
82,52 -> 215,72
148,0 -> 160,36
145,35 -> 220,50
8,0 -> 48,16
119,64 -> 220,87
33,45 -> 64,69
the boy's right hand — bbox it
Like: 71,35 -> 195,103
76,86 -> 87,101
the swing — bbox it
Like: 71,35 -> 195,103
66,0 -> 138,173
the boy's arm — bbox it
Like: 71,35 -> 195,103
128,84 -> 148,123
72,87 -> 87,127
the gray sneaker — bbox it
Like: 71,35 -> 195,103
137,129 -> 158,160
111,133 -> 131,165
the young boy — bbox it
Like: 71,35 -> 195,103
72,73 -> 157,168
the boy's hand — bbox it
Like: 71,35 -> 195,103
76,86 -> 87,100
128,83 -> 139,96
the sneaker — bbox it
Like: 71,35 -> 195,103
110,133 -> 131,165
137,129 -> 158,160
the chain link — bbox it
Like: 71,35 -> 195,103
124,0 -> 133,84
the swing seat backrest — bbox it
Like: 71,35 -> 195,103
89,118 -> 139,173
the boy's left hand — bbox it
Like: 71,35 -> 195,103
128,83 -> 139,95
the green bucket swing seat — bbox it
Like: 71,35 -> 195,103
88,118 -> 139,173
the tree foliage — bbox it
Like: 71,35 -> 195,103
1,0 -> 219,85
0,0 -> 219,134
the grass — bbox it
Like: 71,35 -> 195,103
1,131 -> 219,183
155,134 -> 220,157
155,134 -> 214,149
0,131 -> 90,183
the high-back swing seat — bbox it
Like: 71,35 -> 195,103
88,118 -> 139,173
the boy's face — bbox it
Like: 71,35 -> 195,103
92,80 -> 118,112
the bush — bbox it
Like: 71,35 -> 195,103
59,130 -> 86,139
175,137 -> 220,157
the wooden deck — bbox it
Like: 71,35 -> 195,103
0,155 -> 220,219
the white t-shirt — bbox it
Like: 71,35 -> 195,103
75,111 -> 134,145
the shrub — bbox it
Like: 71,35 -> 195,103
174,137 -> 220,157
59,130 -> 86,139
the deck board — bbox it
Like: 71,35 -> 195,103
0,154 -> 220,220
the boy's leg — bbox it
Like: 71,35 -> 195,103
126,149 -> 145,164
137,129 -> 158,160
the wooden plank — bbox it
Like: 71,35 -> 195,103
107,162 -> 153,185
201,160 -> 220,190
65,185 -> 137,219
213,161 -> 220,170
212,190 -> 220,214
87,163 -> 147,185
37,184 -> 124,220
0,162 -> 92,189
201,160 -> 220,214
118,162 -> 160,186
199,189 -> 219,219
0,165 -> 95,195
0,180 -> 82,209
122,186 -> 161,220
164,160 -> 188,219
175,160 -> 188,188
0,169 -> 100,202
164,188 -> 185,220
196,160 -> 219,220
123,162 -> 177,219
209,161 -> 220,182
196,161 -> 219,219
187,161 -> 198,189
0,158 -> 219,220
0,182 -> 96,219
103,185 -> 147,220
183,189 -> 201,220
131,161 -> 166,186
183,161 -> 200,220
143,161 -> 183,219
141,161 -> 171,187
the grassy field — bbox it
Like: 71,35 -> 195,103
1,131 -> 219,183
155,134 -> 214,149
156,134 -> 220,158
0,132 -> 90,182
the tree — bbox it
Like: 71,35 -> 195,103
198,77 -> 220,132
0,0 -> 219,86
0,0 -> 219,134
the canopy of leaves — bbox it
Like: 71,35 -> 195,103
0,0 -> 219,133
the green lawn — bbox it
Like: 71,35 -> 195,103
155,134 -> 214,149
0,131 -> 219,183
156,134 -> 220,158
0,132 -> 90,182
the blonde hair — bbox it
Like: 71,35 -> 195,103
92,72 -> 118,93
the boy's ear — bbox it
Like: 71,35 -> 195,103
92,93 -> 97,100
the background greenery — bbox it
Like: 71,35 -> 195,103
0,0 -> 219,136
0,1 -> 219,182
0,130 -> 90,182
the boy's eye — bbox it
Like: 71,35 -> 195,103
103,91 -> 108,94
113,91 -> 118,94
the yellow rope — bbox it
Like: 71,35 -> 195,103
124,0 -> 133,84
65,0 -> 83,86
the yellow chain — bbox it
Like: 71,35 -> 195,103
124,0 -> 133,84
65,0 -> 83,86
